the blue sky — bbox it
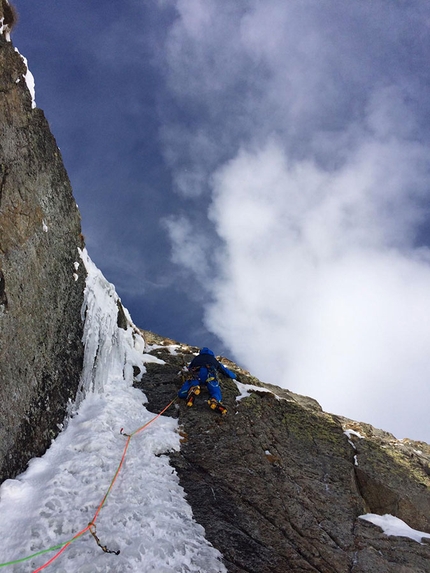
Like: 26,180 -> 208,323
12,0 -> 430,442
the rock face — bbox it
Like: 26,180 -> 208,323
0,19 -> 86,482
1,7 -> 429,570
136,332 -> 430,573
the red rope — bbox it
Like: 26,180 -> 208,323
31,397 -> 176,572
91,434 -> 131,524
32,526 -> 91,573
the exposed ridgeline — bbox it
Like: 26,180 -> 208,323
137,331 -> 430,573
0,6 -> 86,482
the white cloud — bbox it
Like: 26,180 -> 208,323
160,125 -> 220,197
205,134 -> 430,440
163,215 -> 212,277
160,0 -> 430,441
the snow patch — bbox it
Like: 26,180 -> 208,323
142,353 -> 166,365
146,343 -> 181,355
344,429 -> 365,450
359,514 -> 430,544
234,380 -> 275,401
0,16 -> 10,41
73,261 -> 80,282
14,48 -> 36,108
344,429 -> 365,440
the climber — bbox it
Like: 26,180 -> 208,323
178,347 -> 236,414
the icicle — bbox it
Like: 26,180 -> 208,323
75,249 -> 146,409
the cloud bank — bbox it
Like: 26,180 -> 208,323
206,138 -> 430,438
160,0 -> 430,441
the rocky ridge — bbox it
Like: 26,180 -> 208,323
136,330 -> 430,573
0,11 -> 86,483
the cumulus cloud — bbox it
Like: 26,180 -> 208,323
160,0 -> 430,441
205,137 -> 430,439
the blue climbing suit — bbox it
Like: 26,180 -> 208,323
178,347 -> 236,403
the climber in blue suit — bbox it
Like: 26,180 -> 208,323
178,347 -> 236,413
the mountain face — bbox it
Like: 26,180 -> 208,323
0,16 -> 86,483
136,331 -> 430,573
1,8 -> 430,572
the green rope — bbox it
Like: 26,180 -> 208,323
0,396 -> 177,569
0,536 -> 77,568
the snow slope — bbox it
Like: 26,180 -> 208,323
0,250 -> 226,572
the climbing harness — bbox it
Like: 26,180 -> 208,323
206,366 -> 219,385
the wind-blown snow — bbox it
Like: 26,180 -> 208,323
234,380 -> 273,401
14,48 -> 36,109
0,250 -> 226,572
359,514 -> 430,544
343,429 -> 365,441
0,17 -> 10,41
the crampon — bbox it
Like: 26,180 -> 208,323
186,385 -> 201,407
208,398 -> 227,415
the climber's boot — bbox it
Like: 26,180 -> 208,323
208,398 -> 227,415
186,385 -> 201,407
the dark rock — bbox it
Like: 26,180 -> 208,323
1,1 -> 17,35
116,299 -> 128,330
339,418 -> 430,533
135,335 -> 430,573
0,24 -> 86,482
0,268 -> 7,307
